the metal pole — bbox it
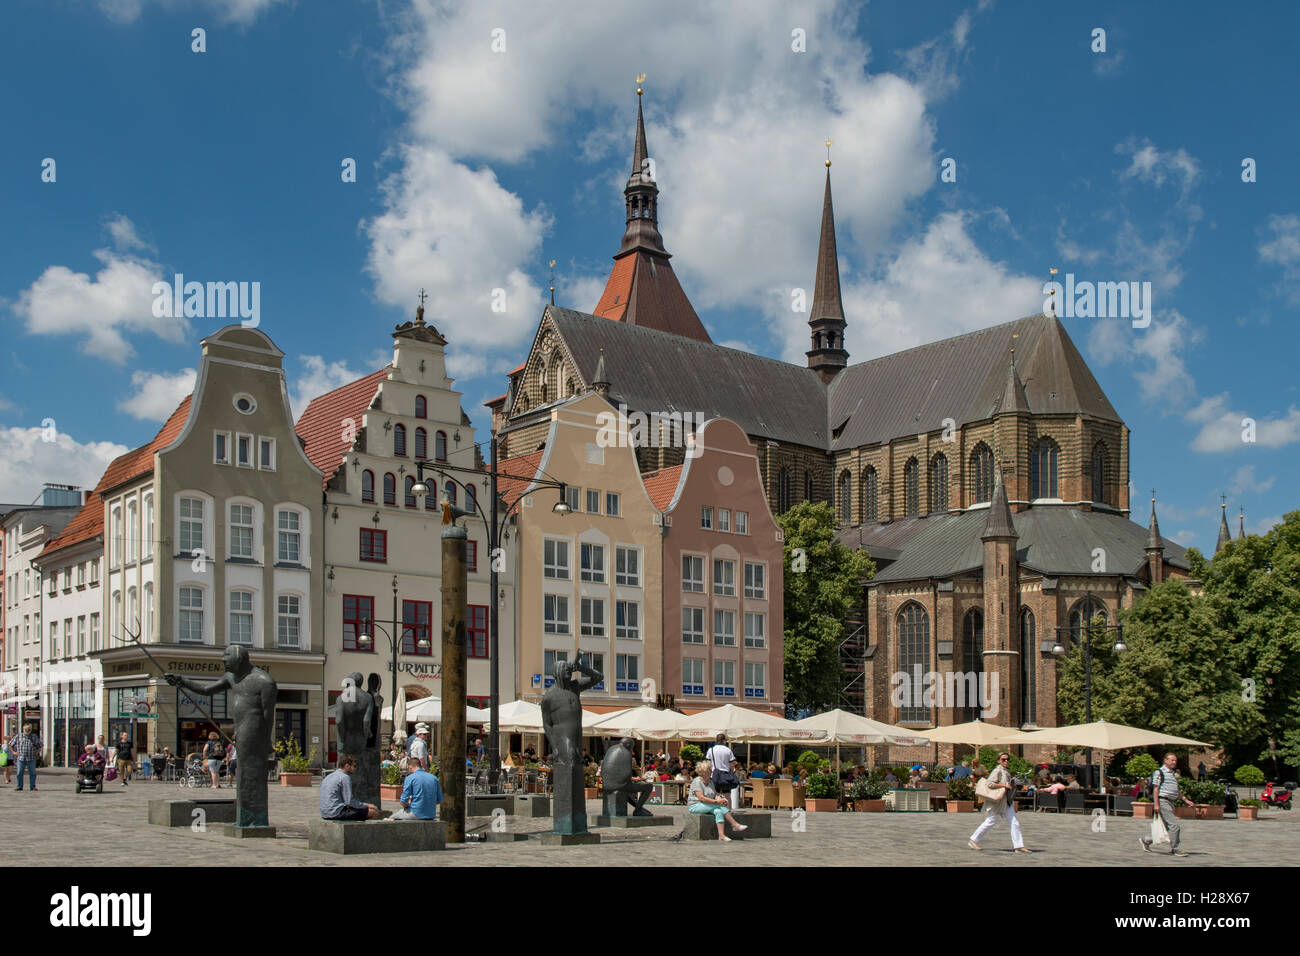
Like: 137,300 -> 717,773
1083,599 -> 1093,786
488,431 -> 500,793
441,519 -> 468,842
391,578 -> 398,745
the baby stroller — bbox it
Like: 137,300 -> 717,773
76,752 -> 105,793
179,755 -> 208,788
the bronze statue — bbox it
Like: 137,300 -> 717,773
337,672 -> 380,806
601,737 -> 655,817
165,645 -> 275,828
541,659 -> 601,835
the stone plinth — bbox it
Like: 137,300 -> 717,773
595,815 -> 673,828
148,799 -> 237,828
539,832 -> 601,847
308,819 -> 446,854
483,832 -> 531,842
513,794 -> 551,817
466,794 -> 511,816
688,811 -> 771,840
219,825 -> 277,839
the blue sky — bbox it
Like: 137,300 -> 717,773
1,0 -> 1297,555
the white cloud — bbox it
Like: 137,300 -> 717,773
105,214 -> 150,252
1187,395 -> 1300,453
9,217 -> 189,363
0,427 -> 128,504
1249,514 -> 1283,536
117,368 -> 197,421
1171,529 -> 1197,546
0,394 -> 14,414
899,3 -> 992,101
94,0 -> 288,25
1116,138 -> 1201,197
1088,308 -> 1200,407
289,355 -> 374,421
1259,213 -> 1300,281
1226,464 -> 1275,497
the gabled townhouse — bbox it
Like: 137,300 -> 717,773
297,304 -> 514,764
93,325 -> 327,759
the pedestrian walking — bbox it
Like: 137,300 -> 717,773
969,752 -> 1030,853
1,737 -> 13,785
226,738 -> 237,785
409,724 -> 430,770
1197,761 -> 1206,782
1140,753 -> 1196,857
202,731 -> 223,788
115,731 -> 135,786
8,723 -> 43,791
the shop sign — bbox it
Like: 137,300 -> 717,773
395,661 -> 441,681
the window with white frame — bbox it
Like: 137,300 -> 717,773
615,600 -> 640,640
615,654 -> 640,692
127,587 -> 138,635
615,546 -> 640,586
605,492 -> 620,517
744,661 -> 766,699
144,582 -> 153,639
143,494 -> 154,559
230,591 -> 254,645
681,555 -> 704,593
77,616 -> 86,655
62,567 -> 71,592
682,606 -> 705,644
543,649 -> 569,685
127,500 -> 139,562
543,539 -> 569,579
50,622 -> 57,660
258,437 -> 276,470
713,609 -> 736,646
586,489 -> 601,514
89,559 -> 99,586
236,433 -> 253,468
735,511 -> 748,535
229,503 -> 254,559
110,592 -> 119,643
179,498 -> 204,553
682,658 -> 705,696
701,506 -> 713,530
713,660 -> 736,698
579,543 -> 605,583
580,597 -> 605,637
744,561 -> 765,599
48,573 -> 56,598
713,559 -> 736,596
565,486 -> 580,512
214,431 -> 230,465
277,595 -> 301,648
543,594 -> 569,634
90,613 -> 99,652
179,587 -> 204,643
110,507 -> 122,566
277,510 -> 301,564
744,612 -> 766,648
718,508 -> 730,532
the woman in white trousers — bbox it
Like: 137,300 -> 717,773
969,752 -> 1031,853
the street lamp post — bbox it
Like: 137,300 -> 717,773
357,606 -> 424,741
1053,593 -> 1127,788
410,442 -> 571,793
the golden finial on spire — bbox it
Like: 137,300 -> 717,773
825,138 -> 833,167
637,73 -> 646,96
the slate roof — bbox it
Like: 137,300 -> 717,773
296,368 -> 389,485
869,505 -> 1189,584
546,307 -> 829,448
98,396 -> 193,494
827,313 -> 1121,451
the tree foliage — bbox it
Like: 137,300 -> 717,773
778,501 -> 874,717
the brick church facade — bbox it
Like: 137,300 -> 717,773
488,90 -> 1191,742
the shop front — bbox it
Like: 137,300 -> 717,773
43,661 -> 103,767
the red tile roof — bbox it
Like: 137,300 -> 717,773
593,256 -> 635,320
295,368 -> 389,486
508,362 -> 526,376
483,393 -> 507,408
496,451 -> 545,507
98,396 -> 193,494
41,394 -> 193,559
641,465 -> 683,511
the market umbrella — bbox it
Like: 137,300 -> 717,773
590,705 -> 691,740
677,704 -> 829,744
392,687 -> 407,744
795,709 -> 933,769
910,719 -> 1022,773
993,720 -> 1212,792
380,697 -> 493,725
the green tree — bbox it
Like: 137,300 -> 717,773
778,501 -> 874,716
1056,579 -> 1261,749
1199,512 -> 1300,775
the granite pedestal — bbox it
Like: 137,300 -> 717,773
466,794 -> 511,816
308,819 -> 446,854
688,810 -> 772,840
539,832 -> 601,846
219,825 -> 277,839
148,798 -> 236,828
513,794 -> 551,817
595,815 -> 673,828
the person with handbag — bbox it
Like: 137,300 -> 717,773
706,733 -> 738,796
969,752 -> 1030,853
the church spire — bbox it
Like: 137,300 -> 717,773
997,348 -> 1030,415
806,140 -> 849,384
1238,507 -> 1246,539
1146,493 -> 1165,585
1146,494 -> 1162,551
981,466 -> 1017,540
1215,496 -> 1232,553
618,77 -> 664,257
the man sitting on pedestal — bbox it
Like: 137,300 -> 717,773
389,757 -> 442,821
320,753 -> 378,821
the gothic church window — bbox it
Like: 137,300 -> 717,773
862,468 -> 878,522
970,443 -> 993,504
1031,438 -> 1059,499
837,470 -> 851,524
962,608 -> 984,721
1020,608 -> 1037,725
903,458 -> 920,517
1091,441 -> 1106,505
897,603 -> 930,723
929,454 -> 949,513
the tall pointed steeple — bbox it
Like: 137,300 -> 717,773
1238,507 -> 1246,539
1146,495 -> 1162,550
592,79 -> 711,343
1146,494 -> 1165,585
981,466 -> 1017,541
997,350 -> 1030,415
806,142 -> 849,384
1215,497 -> 1232,553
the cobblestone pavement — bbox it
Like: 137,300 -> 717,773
1,770 -> 1295,866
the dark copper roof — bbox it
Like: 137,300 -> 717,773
981,467 -> 1017,540
809,168 -> 845,324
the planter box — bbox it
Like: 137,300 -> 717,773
583,787 -> 599,799
280,772 -> 312,787
945,800 -> 976,813
1174,806 -> 1197,820
854,800 -> 886,812
1133,803 -> 1155,818
1239,806 -> 1259,820
1196,804 -> 1224,820
805,798 -> 839,812
379,784 -> 402,802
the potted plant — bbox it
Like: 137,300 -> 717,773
277,737 -> 314,787
850,776 -> 888,812
380,761 -> 406,802
1238,798 -> 1262,821
583,763 -> 599,800
1133,797 -> 1155,818
1234,764 -> 1265,798
945,776 -> 976,812
1186,779 -> 1226,819
804,772 -> 840,812
678,743 -> 704,765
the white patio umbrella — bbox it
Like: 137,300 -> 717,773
391,687 -> 407,743
795,709 -> 933,769
380,696 -> 492,725
590,705 -> 690,740
910,719 -> 1022,773
677,704 -> 830,744
994,720 -> 1212,792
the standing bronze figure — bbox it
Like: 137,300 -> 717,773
541,659 -> 601,835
